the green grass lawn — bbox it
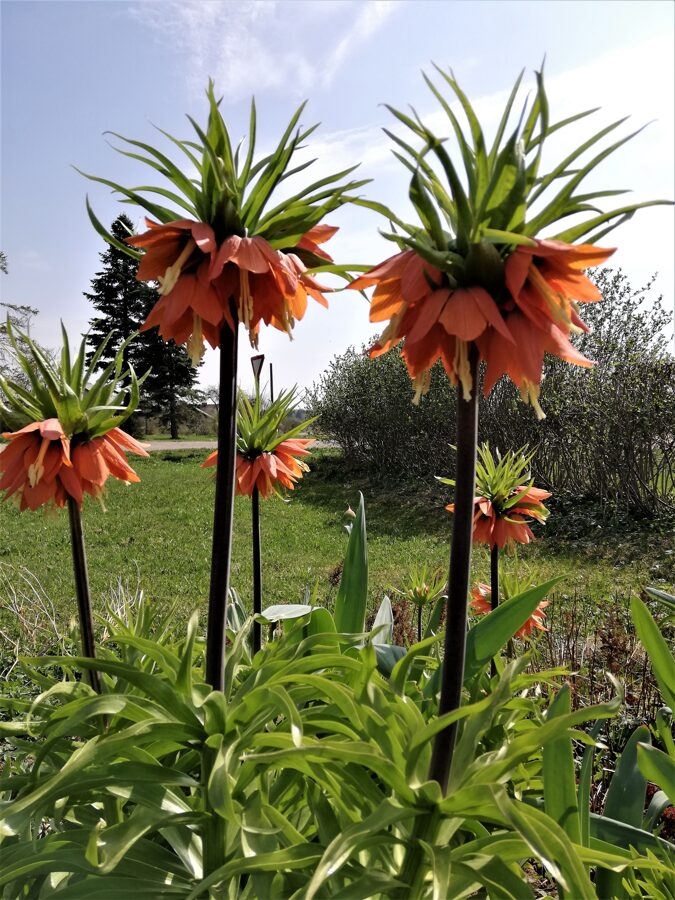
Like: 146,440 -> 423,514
1,449 -> 673,662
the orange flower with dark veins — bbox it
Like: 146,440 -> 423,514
469,484 -> 552,549
0,419 -> 72,511
469,582 -> 549,640
0,421 -> 148,511
127,218 -> 224,365
477,239 -> 614,418
209,230 -> 333,348
350,249 -> 514,403
202,438 -> 314,499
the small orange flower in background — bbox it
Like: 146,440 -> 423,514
440,444 -> 551,550
0,326 -> 147,512
470,484 -> 552,549
202,386 -> 316,499
203,437 -> 314,500
469,582 -> 549,640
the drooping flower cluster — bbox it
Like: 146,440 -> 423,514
127,220 -> 336,364
81,84 -> 365,363
0,327 -> 147,512
441,443 -> 551,549
0,420 -> 147,511
351,66 -> 663,414
204,437 -> 314,500
470,582 -> 549,640
353,239 -> 612,414
202,386 -> 315,499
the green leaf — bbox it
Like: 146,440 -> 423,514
578,720 -> 604,848
630,596 -> 675,710
543,685 -> 581,845
637,743 -> 675,805
495,795 -> 595,898
464,578 -> 563,680
596,724 -> 651,900
333,492 -> 368,634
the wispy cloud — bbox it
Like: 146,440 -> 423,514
321,1 -> 398,87
130,0 -> 400,101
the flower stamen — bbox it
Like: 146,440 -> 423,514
158,239 -> 196,296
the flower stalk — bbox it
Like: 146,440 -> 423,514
205,313 -> 239,691
490,544 -> 500,676
251,485 -> 262,654
67,496 -> 101,694
429,348 -> 479,792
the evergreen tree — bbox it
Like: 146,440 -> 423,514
85,215 -> 199,437
134,309 -> 202,439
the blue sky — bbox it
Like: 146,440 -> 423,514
1,0 -> 673,396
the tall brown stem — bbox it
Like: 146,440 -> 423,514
205,311 -> 239,691
428,348 -> 479,793
251,485 -> 262,654
66,496 -> 101,694
490,543 -> 500,677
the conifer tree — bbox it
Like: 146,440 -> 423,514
85,215 -> 199,437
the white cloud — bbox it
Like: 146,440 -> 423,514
321,1 -> 399,87
130,0 -> 400,101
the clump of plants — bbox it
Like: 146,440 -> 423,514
1,65 -> 673,898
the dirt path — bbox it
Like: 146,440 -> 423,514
146,440 -> 217,451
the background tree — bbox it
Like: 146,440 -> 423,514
84,216 -> 200,437
307,346 -> 457,479
1,253 -> 44,425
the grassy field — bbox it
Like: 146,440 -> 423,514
1,449 -> 673,668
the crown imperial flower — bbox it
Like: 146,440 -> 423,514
0,326 -> 148,511
80,84 -> 367,362
352,66 -> 668,414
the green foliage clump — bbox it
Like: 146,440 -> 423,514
307,346 -> 458,480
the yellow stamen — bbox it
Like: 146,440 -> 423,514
528,265 -> 571,329
238,269 -> 254,332
186,314 -> 205,365
520,381 -> 546,420
412,369 -> 432,405
454,340 -> 473,401
28,436 -> 51,487
158,239 -> 196,296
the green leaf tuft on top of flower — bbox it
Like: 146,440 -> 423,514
202,385 -> 316,499
78,82 -> 369,361
352,66 -> 672,412
0,324 -> 148,510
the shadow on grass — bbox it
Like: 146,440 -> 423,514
296,450 -> 452,540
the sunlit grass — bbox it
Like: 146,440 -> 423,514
0,449 -> 672,654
